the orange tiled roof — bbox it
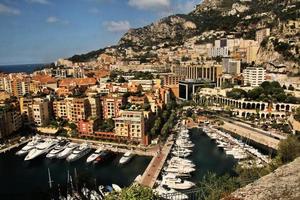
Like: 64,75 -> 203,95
59,78 -> 97,87
32,75 -> 56,84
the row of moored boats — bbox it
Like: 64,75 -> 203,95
203,125 -> 270,168
154,124 -> 196,200
16,136 -> 135,165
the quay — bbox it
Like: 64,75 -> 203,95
139,134 -> 174,188
219,120 -> 280,150
67,137 -> 157,157
0,138 -> 31,154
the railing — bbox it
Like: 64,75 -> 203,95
160,188 -> 207,200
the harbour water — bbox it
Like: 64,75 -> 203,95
0,128 -> 237,199
0,149 -> 151,200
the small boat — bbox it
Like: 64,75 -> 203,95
112,184 -> 122,192
119,151 -> 134,165
162,174 -> 195,190
86,147 -> 103,163
98,185 -> 113,197
66,143 -> 91,162
154,184 -> 188,200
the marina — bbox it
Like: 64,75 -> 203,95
0,121 -> 271,199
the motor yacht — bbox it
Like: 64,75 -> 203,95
66,143 -> 91,162
86,147 -> 103,163
57,143 -> 79,159
119,151 -> 134,165
94,150 -> 115,164
25,139 -> 58,161
172,151 -> 191,158
46,141 -> 68,159
162,174 -> 195,190
16,136 -> 43,156
164,166 -> 195,174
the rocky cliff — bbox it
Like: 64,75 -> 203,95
229,157 -> 300,200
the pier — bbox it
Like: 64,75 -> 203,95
0,138 -> 31,154
139,134 -> 174,188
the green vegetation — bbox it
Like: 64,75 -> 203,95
133,71 -> 154,80
226,81 -> 300,103
276,135 -> 300,164
105,185 -> 158,200
295,107 -> 300,122
98,119 -> 115,132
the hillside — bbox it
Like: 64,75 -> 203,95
68,0 -> 300,67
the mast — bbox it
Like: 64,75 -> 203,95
48,168 -> 53,189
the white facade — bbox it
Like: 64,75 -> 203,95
243,67 -> 266,87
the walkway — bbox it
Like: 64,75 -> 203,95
139,134 -> 174,188
220,121 -> 280,150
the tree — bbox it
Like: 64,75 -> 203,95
118,76 -> 126,83
277,135 -> 300,164
288,84 -> 295,91
105,185 -> 158,200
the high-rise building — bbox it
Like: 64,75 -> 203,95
0,105 -> 22,139
179,79 -> 216,100
243,67 -> 266,87
222,58 -> 241,75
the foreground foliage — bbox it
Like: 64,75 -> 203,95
105,185 -> 158,200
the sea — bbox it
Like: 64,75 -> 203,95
0,64 -> 47,74
0,128 -> 237,200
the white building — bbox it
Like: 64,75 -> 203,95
222,58 -> 241,75
243,67 -> 266,87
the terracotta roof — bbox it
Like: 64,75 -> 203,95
32,75 -> 56,84
59,78 -> 97,87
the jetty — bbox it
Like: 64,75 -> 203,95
0,138 -> 31,154
139,134 -> 174,188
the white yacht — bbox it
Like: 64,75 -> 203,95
172,151 -> 191,158
46,141 -> 68,159
16,136 -> 42,156
25,139 -> 58,161
66,143 -> 91,162
57,143 -> 78,159
119,151 -> 134,165
154,185 -> 188,200
164,166 -> 195,174
162,174 -> 195,190
86,147 -> 103,163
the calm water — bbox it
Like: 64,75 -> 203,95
0,149 -> 151,200
0,128 -> 237,200
189,128 -> 237,182
0,64 -> 47,73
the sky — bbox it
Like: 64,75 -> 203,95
0,0 -> 200,65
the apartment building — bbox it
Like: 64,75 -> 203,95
53,97 -> 91,122
32,98 -> 50,126
0,106 -> 22,139
160,74 -> 186,86
172,61 -> 223,83
114,110 -> 148,145
102,94 -> 125,119
243,67 -> 266,87
222,58 -> 241,75
20,97 -> 50,126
